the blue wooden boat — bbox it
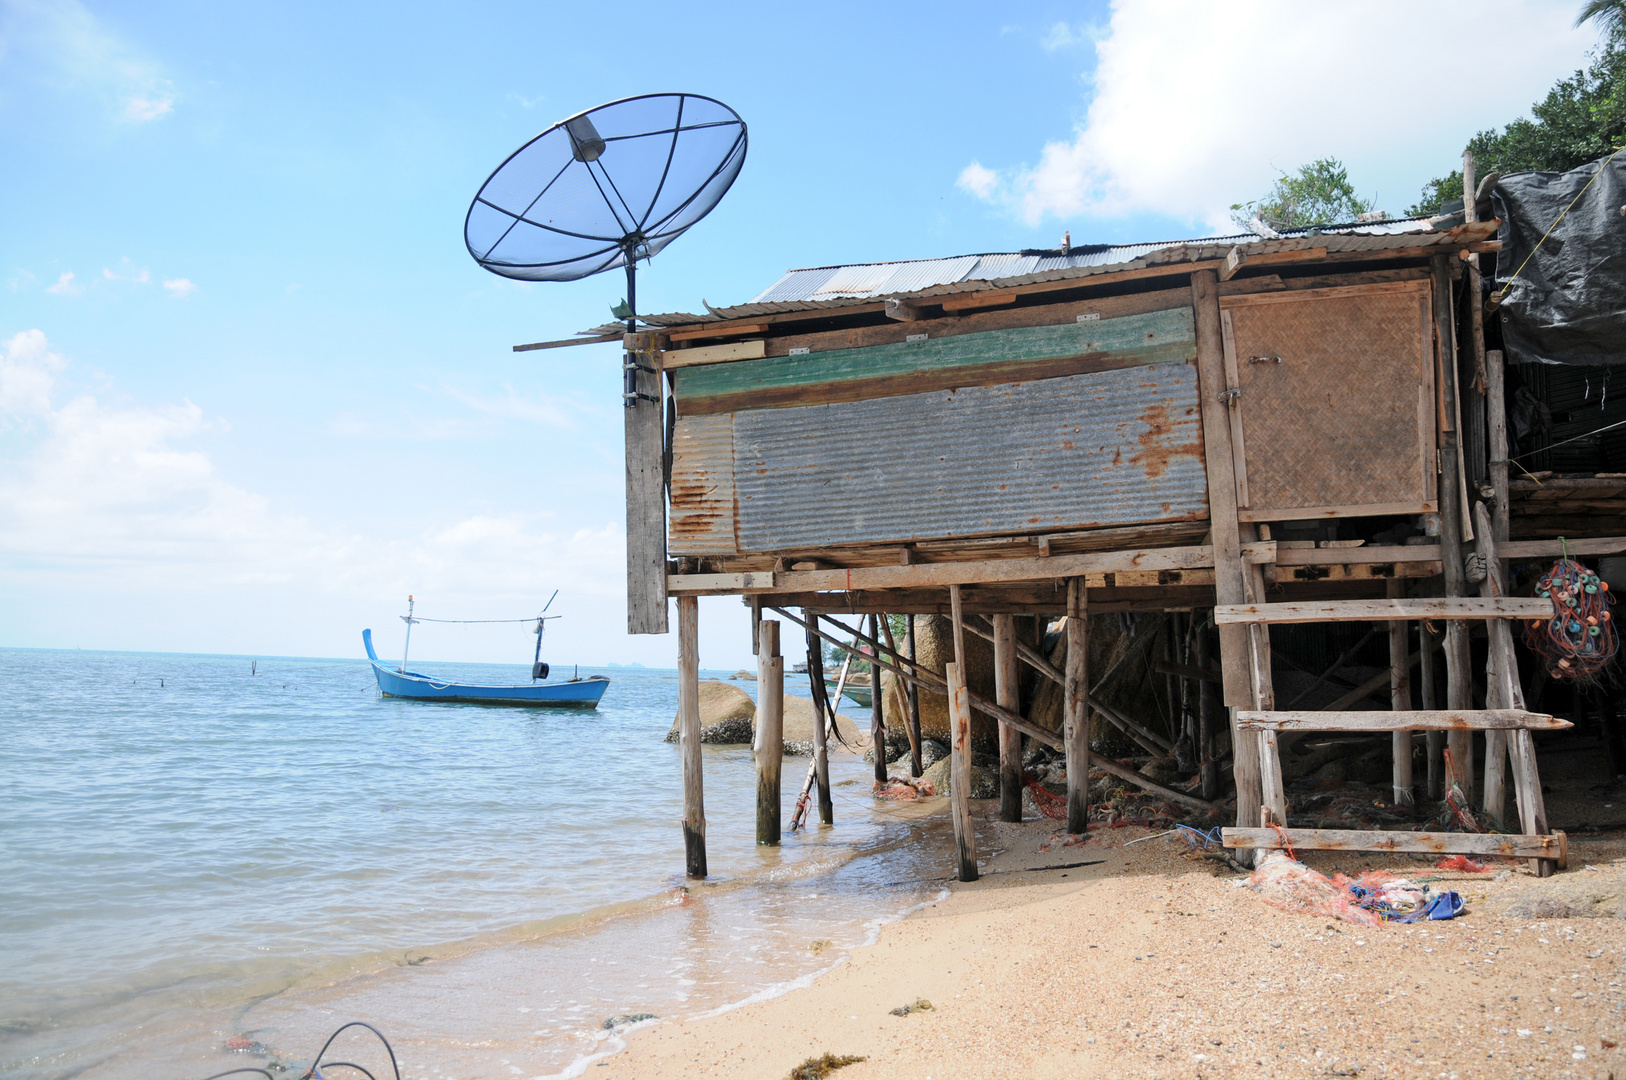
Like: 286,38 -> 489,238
362,627 -> 609,708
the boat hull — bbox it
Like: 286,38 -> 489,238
363,629 -> 609,708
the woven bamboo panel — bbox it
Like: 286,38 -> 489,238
1225,281 -> 1436,518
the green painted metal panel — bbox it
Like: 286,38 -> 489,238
671,306 -> 1195,412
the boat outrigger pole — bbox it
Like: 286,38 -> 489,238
400,595 -> 417,673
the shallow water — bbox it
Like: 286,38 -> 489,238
0,648 -> 946,1079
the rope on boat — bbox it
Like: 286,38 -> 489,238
405,616 -> 560,624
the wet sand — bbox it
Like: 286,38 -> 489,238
597,808 -> 1626,1079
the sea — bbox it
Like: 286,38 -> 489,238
0,648 -> 950,1080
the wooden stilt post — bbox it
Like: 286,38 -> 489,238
1190,268 -> 1259,835
1434,255 -> 1475,798
1242,537 -> 1285,828
677,595 -> 706,877
1389,577 -> 1415,806
1196,609 -> 1219,801
947,659 -> 978,881
905,616 -> 923,777
993,613 -> 1023,822
870,615 -> 887,782
805,612 -> 833,826
948,584 -> 978,881
1065,578 -> 1090,834
755,619 -> 783,845
1421,627 -> 1443,800
1487,349 -> 1511,572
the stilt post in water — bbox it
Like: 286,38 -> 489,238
870,615 -> 887,782
677,595 -> 706,877
755,618 -> 783,845
905,616 -> 923,777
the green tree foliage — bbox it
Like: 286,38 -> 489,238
1230,158 -> 1377,232
1409,19 -> 1626,215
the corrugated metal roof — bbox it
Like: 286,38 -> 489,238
581,217 -> 1494,333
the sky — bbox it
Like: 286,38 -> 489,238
0,0 -> 1607,669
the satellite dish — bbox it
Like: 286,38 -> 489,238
464,93 -> 747,331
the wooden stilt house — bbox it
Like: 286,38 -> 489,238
572,201 -> 1623,881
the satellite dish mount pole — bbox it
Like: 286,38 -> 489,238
621,236 -> 650,408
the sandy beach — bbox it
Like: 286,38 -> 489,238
597,806 -> 1626,1080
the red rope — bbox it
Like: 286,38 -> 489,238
1268,821 -> 1297,861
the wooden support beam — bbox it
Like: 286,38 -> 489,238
1195,611 -> 1219,800
1421,624 -> 1443,800
884,298 -> 923,322
1215,596 -> 1554,624
677,596 -> 705,877
660,339 -> 766,368
1224,827 -> 1567,863
1065,579 -> 1090,833
1434,254 -> 1474,797
755,620 -> 783,845
1243,533 -> 1285,832
771,605 -> 1212,812
965,614 -> 1170,755
1154,659 -> 1222,684
1191,270 -> 1252,712
1475,500 -> 1552,875
870,615 -> 887,783
626,335 -> 668,634
1219,245 -> 1329,282
877,614 -> 918,776
667,322 -> 770,342
941,290 -> 1019,313
947,660 -> 978,881
805,612 -> 834,825
1388,578 -> 1415,807
905,617 -> 923,778
513,332 -> 621,352
1237,709 -> 1569,732
993,614 -> 1023,823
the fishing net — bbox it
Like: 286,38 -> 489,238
1526,556 -> 1617,679
1246,852 -> 1466,925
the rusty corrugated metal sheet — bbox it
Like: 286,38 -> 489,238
726,361 -> 1208,552
668,413 -> 737,555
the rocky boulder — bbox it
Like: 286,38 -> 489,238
663,680 -> 756,744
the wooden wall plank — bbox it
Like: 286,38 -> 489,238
671,307 -> 1196,415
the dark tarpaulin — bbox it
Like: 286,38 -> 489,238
1493,154 -> 1626,366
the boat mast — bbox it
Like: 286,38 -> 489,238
400,595 -> 416,673
532,617 -> 545,682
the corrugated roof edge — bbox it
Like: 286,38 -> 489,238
582,218 -> 1492,333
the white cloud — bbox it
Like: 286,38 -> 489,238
103,259 -> 151,284
0,329 -> 624,607
963,0 -> 1603,230
957,162 -> 999,200
2,0 -> 178,123
121,93 -> 173,122
45,271 -> 80,296
1039,20 -> 1097,51
162,277 -> 196,298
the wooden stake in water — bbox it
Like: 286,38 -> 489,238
677,596 -> 706,878
756,620 -> 783,845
